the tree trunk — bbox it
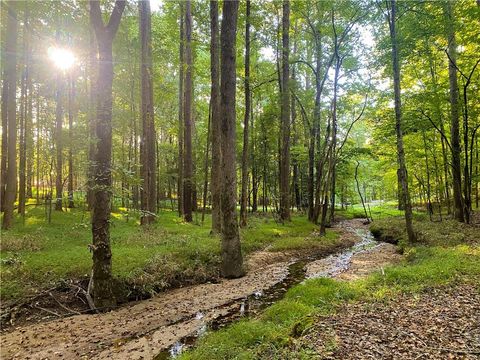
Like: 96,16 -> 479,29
36,89 -> 40,205
54,51 -> 64,211
68,73 -> 75,208
279,0 -> 291,222
240,0 -> 251,227
2,1 -> 17,230
18,22 -> 27,216
0,3 -> 8,212
87,29 -> 96,211
220,0 -> 244,278
210,0 -> 222,232
89,0 -> 126,310
201,102 -> 211,223
444,1 -> 464,222
139,0 -> 156,225
388,0 -> 416,242
177,2 -> 184,217
183,0 -> 193,222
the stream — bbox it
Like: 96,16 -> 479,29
155,224 -> 379,359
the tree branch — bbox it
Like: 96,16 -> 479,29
106,0 -> 127,38
420,109 -> 453,153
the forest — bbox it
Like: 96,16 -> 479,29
0,0 -> 479,359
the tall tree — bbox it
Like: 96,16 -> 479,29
177,2 -> 184,217
210,0 -> 222,233
54,31 -> 64,212
139,0 -> 156,225
183,0 -> 193,222
279,0 -> 291,222
89,0 -> 126,310
87,29 -> 97,211
1,1 -> 17,230
240,0 -> 251,227
220,0 -> 244,278
67,73 -> 75,209
18,3 -> 29,217
387,0 -> 416,242
0,2 -> 8,212
444,1 -> 464,222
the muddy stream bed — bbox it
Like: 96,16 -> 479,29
155,222 -> 383,359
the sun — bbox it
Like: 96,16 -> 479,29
48,46 -> 75,70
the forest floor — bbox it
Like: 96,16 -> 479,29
1,210 -> 479,360
178,215 -> 480,360
0,219 -> 362,359
0,206 -> 339,327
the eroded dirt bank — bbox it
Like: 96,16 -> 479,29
1,222 -> 356,360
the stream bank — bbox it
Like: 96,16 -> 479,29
0,219 -> 397,360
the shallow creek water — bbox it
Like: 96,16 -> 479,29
155,226 -> 379,359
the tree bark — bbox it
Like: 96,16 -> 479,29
240,0 -> 251,227
210,0 -> 222,233
177,2 -> 184,217
183,0 -> 193,222
139,0 -> 156,225
18,12 -> 27,216
89,0 -> 126,310
67,73 -> 75,209
279,0 -> 291,222
220,0 -> 244,278
1,1 -> 17,230
388,0 -> 416,242
0,2 -> 8,212
87,29 -> 96,211
444,1 -> 464,222
54,51 -> 64,212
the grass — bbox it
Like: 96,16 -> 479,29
0,205 -> 338,303
179,216 -> 480,360
335,201 -> 427,220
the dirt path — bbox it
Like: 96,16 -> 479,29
1,223 -> 356,360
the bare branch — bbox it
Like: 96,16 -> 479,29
419,109 -> 453,153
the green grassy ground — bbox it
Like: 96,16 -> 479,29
335,201 -> 426,220
179,216 -> 480,360
0,206 -> 338,303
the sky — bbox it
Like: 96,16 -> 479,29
150,0 -> 162,12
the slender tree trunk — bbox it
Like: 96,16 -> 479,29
177,2 -> 184,217
240,0 -> 251,227
54,37 -> 64,212
251,104 -> 258,213
0,3 -> 8,212
139,0 -> 156,225
182,0 -> 193,222
210,1 -> 222,232
202,102 -> 211,223
475,136 -> 479,209
444,1 -> 464,222
36,89 -> 40,205
2,2 -> 17,230
388,0 -> 416,242
279,0 -> 291,222
18,9 -> 27,216
87,30 -> 96,211
26,41 -> 33,200
220,0 -> 244,278
68,73 -> 75,208
89,0 -> 126,310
